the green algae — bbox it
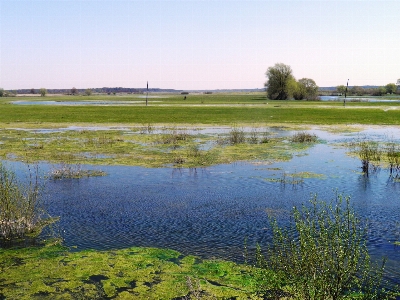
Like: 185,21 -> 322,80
0,245 -> 281,299
265,171 -> 326,185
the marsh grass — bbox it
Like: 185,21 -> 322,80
158,128 -> 191,145
348,139 -> 398,176
228,126 -> 246,145
50,163 -> 106,179
290,131 -> 318,143
140,123 -> 154,134
0,163 -> 53,245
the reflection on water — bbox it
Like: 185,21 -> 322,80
3,127 -> 400,286
320,95 -> 400,102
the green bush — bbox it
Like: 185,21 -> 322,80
0,163 -> 52,244
257,193 -> 388,300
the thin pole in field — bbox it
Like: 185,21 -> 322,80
146,81 -> 148,106
344,79 -> 349,107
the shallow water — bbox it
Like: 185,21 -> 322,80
3,127 -> 400,286
320,95 -> 400,102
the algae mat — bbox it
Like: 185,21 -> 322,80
0,245 -> 278,299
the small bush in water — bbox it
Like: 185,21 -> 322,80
256,193 -> 389,300
290,131 -> 318,143
0,163 -> 52,244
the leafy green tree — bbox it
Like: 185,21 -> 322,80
350,86 -> 365,96
39,88 -> 47,97
265,63 -> 295,100
0,88 -> 4,97
372,86 -> 387,96
85,89 -> 92,96
71,87 -> 78,95
298,78 -> 318,100
336,85 -> 346,95
291,80 -> 306,100
385,83 -> 397,94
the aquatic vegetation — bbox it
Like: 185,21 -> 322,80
289,131 -> 318,143
0,163 -> 53,245
0,245 -> 279,299
0,127 -> 301,168
255,193 -> 389,300
348,138 -> 400,177
50,163 -> 106,179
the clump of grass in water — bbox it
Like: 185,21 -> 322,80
290,131 -> 318,143
217,126 -> 246,145
159,128 -> 191,145
385,142 -> 400,176
349,139 -> 381,175
0,163 -> 55,245
50,163 -> 106,179
140,123 -> 154,134
254,193 -> 390,300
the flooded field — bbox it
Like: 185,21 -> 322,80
3,125 -> 400,286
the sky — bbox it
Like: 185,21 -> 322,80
0,0 -> 399,90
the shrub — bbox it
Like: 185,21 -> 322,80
257,193 -> 388,300
290,131 -> 318,143
0,163 -> 51,244
228,126 -> 246,145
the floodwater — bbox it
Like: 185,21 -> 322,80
11,97 -> 164,106
320,95 -> 400,102
4,126 -> 400,286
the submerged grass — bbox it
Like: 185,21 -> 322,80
0,127 -> 303,168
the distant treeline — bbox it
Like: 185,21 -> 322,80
12,87 -> 181,95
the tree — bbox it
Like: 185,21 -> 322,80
372,86 -> 386,96
84,88 -> 92,96
336,85 -> 346,95
298,78 -> 319,100
350,86 -> 365,96
39,88 -> 47,97
265,63 -> 295,100
71,87 -> 77,95
0,88 -> 4,97
30,88 -> 35,94
385,83 -> 397,94
290,81 -> 307,100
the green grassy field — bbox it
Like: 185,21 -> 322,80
1,93 -> 400,125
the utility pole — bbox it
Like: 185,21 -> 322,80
344,79 -> 349,107
146,81 -> 148,106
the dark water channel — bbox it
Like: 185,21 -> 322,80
5,126 -> 400,286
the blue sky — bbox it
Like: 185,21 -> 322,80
0,0 -> 399,90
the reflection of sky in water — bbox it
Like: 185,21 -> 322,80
320,96 -> 400,103
3,126 -> 400,286
12,98 -> 164,106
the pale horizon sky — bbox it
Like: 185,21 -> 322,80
0,0 -> 399,90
